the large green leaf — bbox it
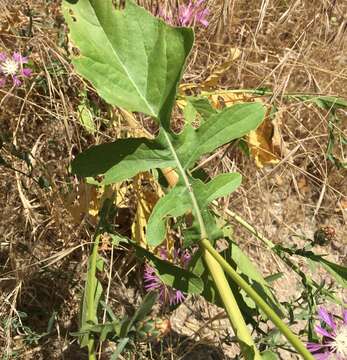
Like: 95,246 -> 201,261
63,0 -> 193,126
147,173 -> 242,246
176,102 -> 266,168
72,102 -> 264,186
71,133 -> 175,184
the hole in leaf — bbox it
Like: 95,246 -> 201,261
71,46 -> 80,57
68,9 -> 77,22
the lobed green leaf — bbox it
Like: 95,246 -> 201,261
63,0 -> 193,127
147,173 -> 241,246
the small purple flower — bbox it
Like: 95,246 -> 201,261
143,247 -> 192,306
307,307 -> 347,360
178,0 -> 209,27
155,0 -> 209,28
0,51 -> 32,87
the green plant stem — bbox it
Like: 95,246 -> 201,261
162,130 -> 261,359
202,248 -> 261,358
216,206 -> 276,249
199,88 -> 341,99
86,234 -> 101,360
200,238 -> 315,360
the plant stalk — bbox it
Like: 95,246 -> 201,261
202,247 -> 262,358
162,131 -> 261,359
200,238 -> 315,360
86,233 -> 100,360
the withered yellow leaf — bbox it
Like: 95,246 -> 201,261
202,48 -> 241,90
131,172 -> 163,247
247,108 -> 282,168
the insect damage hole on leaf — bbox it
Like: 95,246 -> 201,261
68,8 -> 77,21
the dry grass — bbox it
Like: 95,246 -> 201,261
0,0 -> 346,359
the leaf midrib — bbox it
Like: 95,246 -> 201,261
90,2 -> 157,117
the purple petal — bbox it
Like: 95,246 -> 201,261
313,352 -> 332,360
22,68 -> 32,77
196,8 -> 209,27
0,77 -> 6,87
175,290 -> 185,303
169,289 -> 185,305
318,308 -> 336,329
179,4 -> 194,26
182,252 -> 192,268
197,16 -> 209,27
307,342 -> 325,352
315,325 -> 335,339
13,52 -> 28,64
12,76 -> 21,87
343,309 -> 347,324
0,53 -> 7,62
144,283 -> 161,291
159,288 -> 167,303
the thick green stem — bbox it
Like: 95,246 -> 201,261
202,248 -> 261,359
162,130 -> 260,359
200,238 -> 315,360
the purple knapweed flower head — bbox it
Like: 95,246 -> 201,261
0,51 -> 32,87
143,246 -> 192,306
307,306 -> 347,360
154,0 -> 209,28
178,0 -> 209,27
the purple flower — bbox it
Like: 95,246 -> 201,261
155,0 -> 209,28
307,307 -> 347,360
0,51 -> 32,87
143,247 -> 192,306
178,0 -> 209,27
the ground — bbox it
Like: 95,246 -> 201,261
0,0 -> 346,359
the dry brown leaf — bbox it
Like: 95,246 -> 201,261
64,183 -> 99,225
247,107 -> 284,168
179,83 -> 198,93
64,182 -> 120,225
202,90 -> 253,109
297,176 -> 310,195
131,172 -> 163,247
202,48 -> 241,90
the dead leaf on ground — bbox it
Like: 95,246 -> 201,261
131,172 -> 163,247
202,90 -> 253,109
247,107 -> 285,168
202,48 -> 242,90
